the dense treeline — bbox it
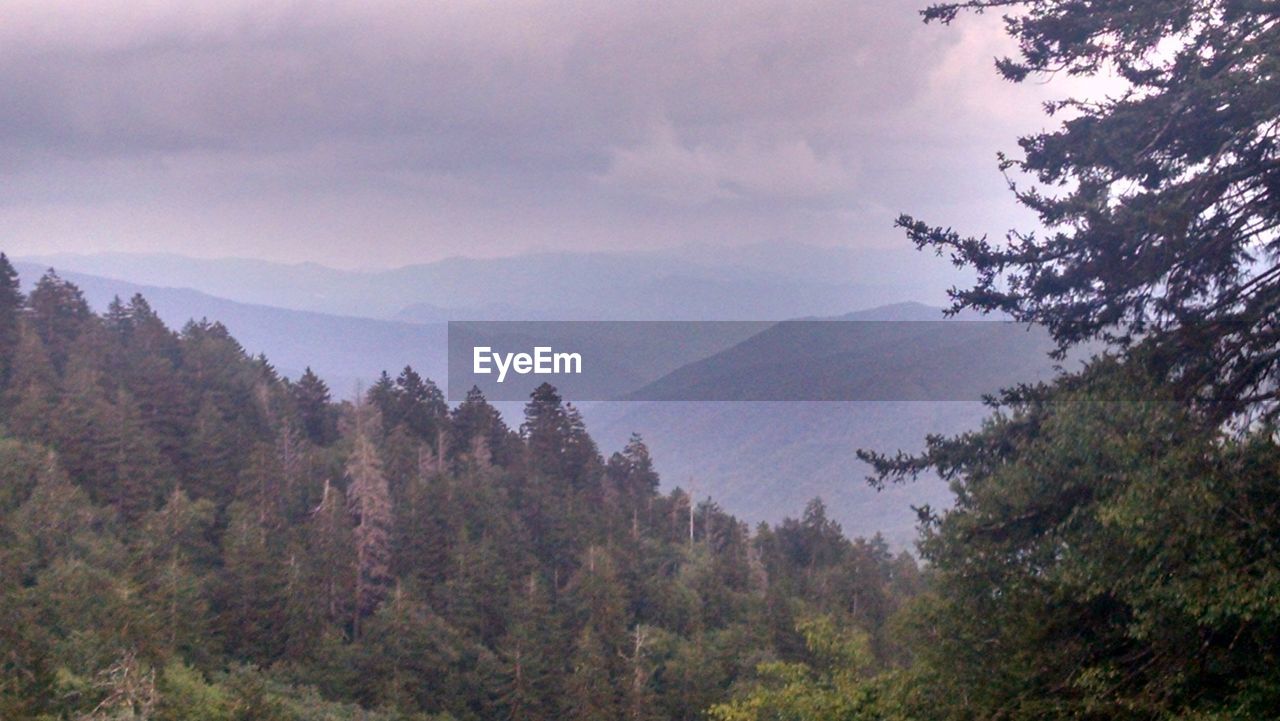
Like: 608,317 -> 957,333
0,257 -> 919,720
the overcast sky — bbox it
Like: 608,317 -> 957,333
0,0 -> 1064,268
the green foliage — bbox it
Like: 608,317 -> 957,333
0,252 -> 23,389
709,616 -> 879,721
156,662 -> 233,721
899,0 -> 1280,419
864,0 -> 1280,715
0,265 -> 912,720
870,364 -> 1280,719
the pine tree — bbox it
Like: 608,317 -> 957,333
102,388 -> 172,522
355,587 -> 463,715
564,626 -> 618,721
0,253 -> 24,390
450,386 -> 517,469
393,366 -> 447,442
134,487 -> 218,662
293,367 -> 337,446
899,0 -> 1280,419
495,574 -> 560,721
236,442 -> 286,528
347,404 -> 393,636
111,294 -> 191,466
391,458 -> 456,588
4,324 -> 59,439
186,398 -> 244,505
443,527 -> 514,647
25,270 -> 94,372
366,372 -> 397,429
606,435 -> 659,540
308,480 -> 357,630
9,453 -> 114,576
217,500 -> 287,662
281,479 -> 357,664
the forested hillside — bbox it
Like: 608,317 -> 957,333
0,257 -> 920,720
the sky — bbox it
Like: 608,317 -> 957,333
0,0 -> 1067,269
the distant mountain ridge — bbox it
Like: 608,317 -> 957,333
12,261 -> 447,395
587,302 -> 1080,544
629,313 -> 1055,402
21,243 -> 969,322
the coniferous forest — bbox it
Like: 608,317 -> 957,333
5,0 -> 1280,719
0,260 -> 921,720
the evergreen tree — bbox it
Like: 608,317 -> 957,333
111,295 -> 191,466
303,480 -> 357,633
354,587 -> 462,715
5,324 -> 59,440
134,488 -> 218,663
216,501 -> 287,663
393,366 -> 447,442
450,386 -> 518,469
390,460 -> 455,588
495,574 -> 560,721
293,368 -> 337,446
564,626 -> 619,721
8,453 -> 115,580
346,404 -> 393,635
606,435 -> 659,541
25,270 -> 94,372
47,363 -> 169,521
898,0 -> 1280,419
366,372 -> 397,429
869,364 -> 1280,718
0,253 -> 24,389
186,398 -> 244,505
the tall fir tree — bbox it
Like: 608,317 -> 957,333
25,270 -> 94,373
898,0 -> 1280,419
346,403 -> 394,636
495,574 -> 561,721
293,367 -> 338,446
0,253 -> 24,390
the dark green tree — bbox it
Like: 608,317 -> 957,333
564,625 -> 619,721
0,253 -> 24,389
898,0 -> 1280,418
872,366 -> 1280,719
25,270 -> 94,373
450,386 -> 519,469
393,366 -> 448,443
495,574 -> 561,721
292,368 -> 337,446
133,487 -> 218,663
216,501 -> 288,663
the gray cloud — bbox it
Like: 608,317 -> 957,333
0,0 -> 1058,266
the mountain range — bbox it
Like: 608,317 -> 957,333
22,242 -> 969,321
12,261 -> 447,396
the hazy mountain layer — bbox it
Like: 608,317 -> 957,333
22,243 -> 968,321
588,302 -> 1077,545
14,262 -> 447,395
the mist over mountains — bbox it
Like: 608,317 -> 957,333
22,242 -> 968,321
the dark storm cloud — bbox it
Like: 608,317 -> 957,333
0,0 -> 1059,265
